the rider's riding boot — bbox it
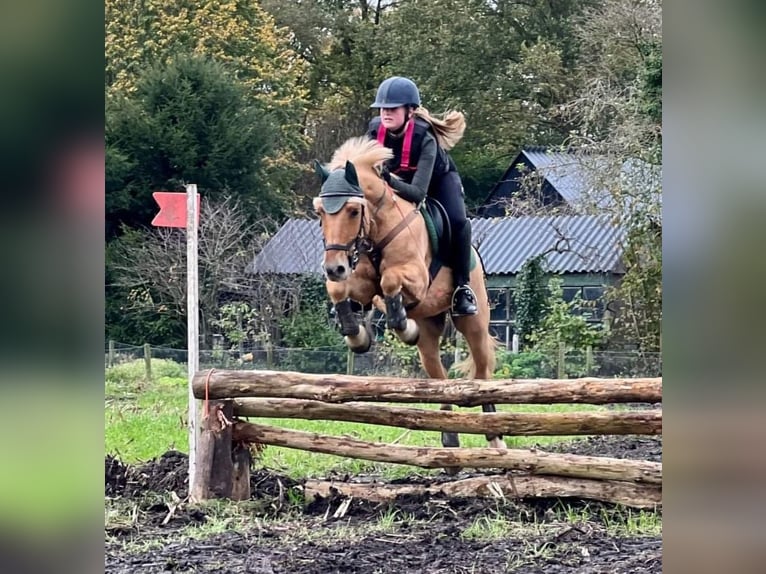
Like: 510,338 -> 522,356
451,224 -> 478,316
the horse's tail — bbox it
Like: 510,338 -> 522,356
451,334 -> 500,379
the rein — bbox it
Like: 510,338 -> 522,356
366,181 -> 423,270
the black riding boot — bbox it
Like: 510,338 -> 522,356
451,224 -> 478,316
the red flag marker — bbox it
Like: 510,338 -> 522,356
151,191 -> 200,228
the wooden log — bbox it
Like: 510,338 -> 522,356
232,421 -> 662,485
193,369 -> 661,406
190,401 -> 234,502
232,398 -> 662,436
304,475 -> 662,509
231,443 -> 252,501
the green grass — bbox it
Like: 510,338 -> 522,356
550,500 -> 662,537
601,506 -> 663,537
106,374 -> 189,463
105,359 -> 605,476
460,513 -> 517,541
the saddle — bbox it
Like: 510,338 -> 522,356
421,197 -> 452,257
420,197 -> 455,280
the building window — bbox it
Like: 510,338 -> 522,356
488,288 -> 512,347
489,323 -> 509,345
562,286 -> 583,315
582,286 -> 606,319
488,288 -> 508,322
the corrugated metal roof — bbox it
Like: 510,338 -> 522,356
245,219 -> 325,275
248,215 -> 624,276
521,148 -> 596,205
473,215 -> 624,274
486,148 -> 661,214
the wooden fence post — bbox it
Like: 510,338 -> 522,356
586,345 -> 594,375
144,343 -> 152,381
347,348 -> 355,375
557,340 -> 566,379
108,340 -> 115,368
266,343 -> 274,368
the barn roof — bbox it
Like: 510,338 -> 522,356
247,214 -> 625,276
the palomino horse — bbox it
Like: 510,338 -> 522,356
313,136 -> 506,453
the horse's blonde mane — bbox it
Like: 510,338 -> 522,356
328,136 -> 393,171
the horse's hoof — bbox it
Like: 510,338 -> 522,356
443,466 -> 462,476
488,437 -> 507,449
441,432 -> 460,448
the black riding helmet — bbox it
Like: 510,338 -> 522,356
370,76 -> 421,108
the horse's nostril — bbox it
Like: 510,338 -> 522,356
325,264 -> 344,279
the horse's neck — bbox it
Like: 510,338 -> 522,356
367,198 -> 428,257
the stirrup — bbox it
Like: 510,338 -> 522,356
451,285 -> 478,316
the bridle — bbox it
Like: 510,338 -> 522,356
318,171 -> 420,273
320,197 -> 374,272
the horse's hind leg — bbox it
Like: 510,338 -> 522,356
415,317 -> 462,476
454,315 -> 507,450
481,404 -> 505,449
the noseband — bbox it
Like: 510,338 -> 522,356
322,201 -> 373,272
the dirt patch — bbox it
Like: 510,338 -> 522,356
105,513 -> 660,574
106,450 -> 189,498
105,435 -> 662,573
547,435 -> 662,463
106,450 -> 302,502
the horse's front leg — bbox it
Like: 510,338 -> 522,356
333,298 -> 371,353
380,264 -> 427,345
326,262 -> 378,353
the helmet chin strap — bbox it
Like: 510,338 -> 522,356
390,108 -> 414,137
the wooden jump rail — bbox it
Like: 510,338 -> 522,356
189,369 -> 662,509
231,398 -> 662,436
192,370 -> 662,405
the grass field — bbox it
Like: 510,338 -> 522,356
105,358 -> 606,480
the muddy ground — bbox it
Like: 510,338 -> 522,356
105,436 -> 662,573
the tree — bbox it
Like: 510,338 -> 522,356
105,0 -> 310,209
558,0 -> 662,351
107,197 -> 288,348
106,55 -> 284,238
513,255 -> 549,346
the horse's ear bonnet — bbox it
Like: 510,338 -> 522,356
318,161 -> 364,214
313,160 -> 330,183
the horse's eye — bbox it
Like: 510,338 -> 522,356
349,209 -> 360,217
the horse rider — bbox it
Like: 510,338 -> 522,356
366,76 -> 478,316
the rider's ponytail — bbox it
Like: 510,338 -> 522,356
413,108 -> 466,151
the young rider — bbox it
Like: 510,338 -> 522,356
366,76 -> 477,316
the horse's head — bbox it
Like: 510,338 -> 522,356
313,137 -> 393,281
313,160 -> 368,281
